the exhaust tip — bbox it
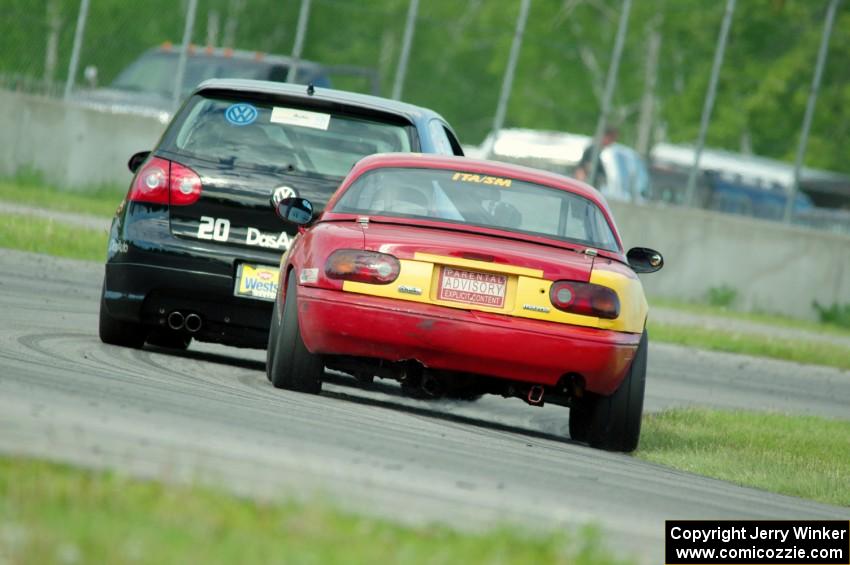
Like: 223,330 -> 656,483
527,385 -> 545,405
167,311 -> 185,330
184,313 -> 202,333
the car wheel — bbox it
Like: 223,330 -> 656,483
98,283 -> 146,348
146,331 -> 191,350
577,330 -> 648,453
568,401 -> 591,443
266,296 -> 282,383
268,274 -> 323,394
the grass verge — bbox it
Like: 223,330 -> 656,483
0,213 -> 106,262
651,297 -> 850,337
0,180 -> 122,218
638,408 -> 850,507
0,458 -> 627,565
648,321 -> 850,371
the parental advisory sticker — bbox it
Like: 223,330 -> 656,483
665,520 -> 849,564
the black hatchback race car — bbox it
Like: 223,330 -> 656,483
100,78 -> 464,350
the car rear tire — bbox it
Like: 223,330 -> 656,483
98,283 -> 146,349
571,330 -> 648,452
266,295 -> 282,383
568,402 -> 591,443
268,274 -> 323,394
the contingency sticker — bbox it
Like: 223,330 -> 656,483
224,103 -> 258,126
451,172 -> 512,187
270,107 -> 331,130
234,263 -> 280,301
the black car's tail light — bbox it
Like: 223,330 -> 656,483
129,157 -> 202,206
325,250 -> 400,285
129,157 -> 169,204
549,280 -> 620,319
168,161 -> 203,205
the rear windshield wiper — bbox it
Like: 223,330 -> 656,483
254,163 -> 298,174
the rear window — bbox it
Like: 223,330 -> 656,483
333,168 -> 620,252
163,95 -> 414,179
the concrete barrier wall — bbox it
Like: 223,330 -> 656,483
1,90 -> 847,320
611,201 -> 850,320
0,90 -> 166,189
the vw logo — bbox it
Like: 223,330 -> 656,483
224,103 -> 258,126
271,185 -> 297,208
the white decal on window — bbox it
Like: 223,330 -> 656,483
270,107 -> 331,130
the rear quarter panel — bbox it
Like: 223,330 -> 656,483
282,221 -> 365,295
589,258 -> 648,333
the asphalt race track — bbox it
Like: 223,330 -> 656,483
1,249 -> 848,563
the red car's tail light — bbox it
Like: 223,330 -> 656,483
549,280 -> 620,319
325,250 -> 400,285
128,157 -> 202,206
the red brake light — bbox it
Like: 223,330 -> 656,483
550,281 -> 620,319
129,157 -> 169,204
128,158 -> 202,206
169,161 -> 202,205
325,250 -> 400,285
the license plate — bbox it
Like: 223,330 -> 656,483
438,267 -> 508,308
234,263 -> 280,301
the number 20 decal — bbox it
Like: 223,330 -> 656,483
197,216 -> 230,241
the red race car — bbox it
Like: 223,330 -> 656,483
267,154 -> 663,451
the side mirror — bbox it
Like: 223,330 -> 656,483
128,151 -> 151,173
276,197 -> 316,226
627,247 -> 664,274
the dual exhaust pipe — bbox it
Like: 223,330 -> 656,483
167,311 -> 202,333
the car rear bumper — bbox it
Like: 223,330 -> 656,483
297,286 -> 642,395
104,260 -> 274,347
103,203 -> 288,347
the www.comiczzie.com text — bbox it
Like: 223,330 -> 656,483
665,520 -> 849,565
